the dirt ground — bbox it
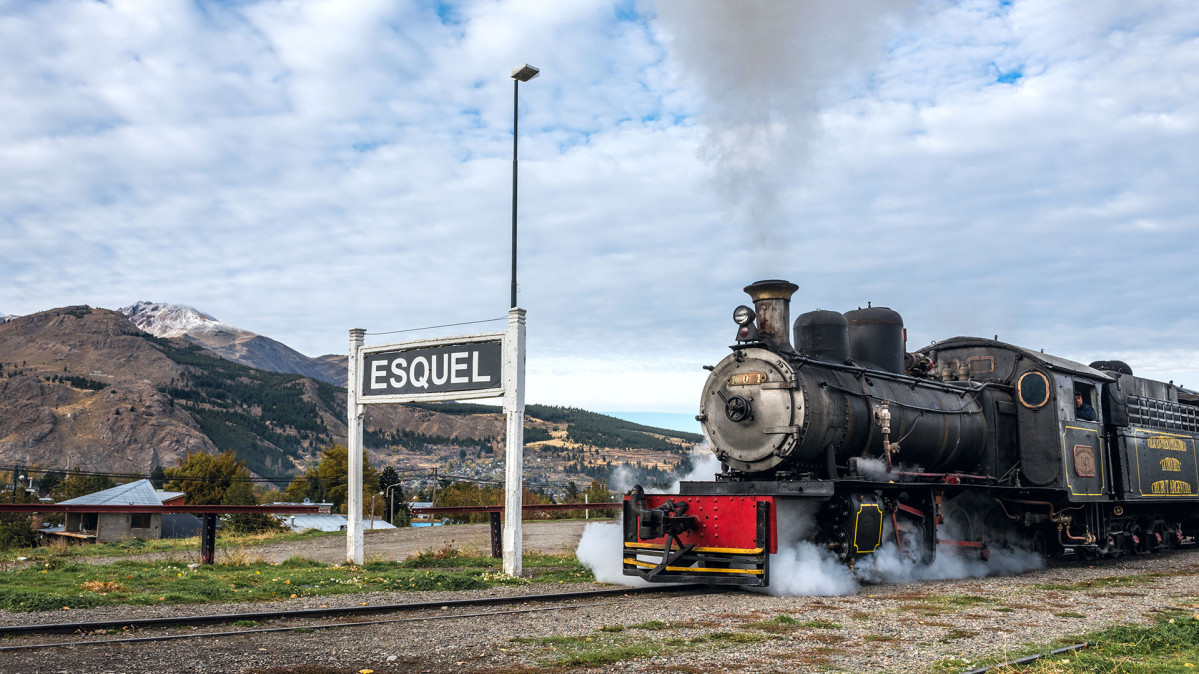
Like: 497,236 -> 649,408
82,518 -> 605,566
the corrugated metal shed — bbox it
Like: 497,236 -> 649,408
278,514 -> 396,533
161,514 -> 205,538
60,479 -> 165,506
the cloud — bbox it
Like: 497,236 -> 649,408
1,0 -> 1197,412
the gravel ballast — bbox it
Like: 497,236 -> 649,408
1,524 -> 1197,673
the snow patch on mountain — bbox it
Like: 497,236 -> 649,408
119,302 -> 249,340
118,301 -> 345,385
0,313 -> 18,324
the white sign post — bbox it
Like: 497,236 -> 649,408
501,308 -> 526,577
345,308 -> 526,576
347,328 -> 365,565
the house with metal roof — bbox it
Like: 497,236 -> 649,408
270,501 -> 395,533
56,479 -> 187,543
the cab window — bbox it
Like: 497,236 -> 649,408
1073,382 -> 1097,422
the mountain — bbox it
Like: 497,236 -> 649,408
0,313 -> 17,324
0,307 -> 222,474
119,302 -> 346,386
0,305 -> 703,489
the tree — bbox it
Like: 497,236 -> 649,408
583,479 -> 617,518
36,470 -> 64,495
0,514 -> 35,550
163,451 -> 244,505
149,465 -> 167,489
4,481 -> 41,543
283,444 -> 378,514
53,474 -> 116,501
433,481 -> 502,524
378,466 -> 410,526
221,473 -> 283,534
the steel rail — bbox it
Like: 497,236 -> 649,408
0,598 -> 661,652
0,584 -> 705,639
960,642 -> 1091,673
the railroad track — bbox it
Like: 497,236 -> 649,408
0,584 -> 710,652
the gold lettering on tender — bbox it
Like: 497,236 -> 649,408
1147,436 -> 1188,452
1150,479 -> 1193,495
1161,457 -> 1183,472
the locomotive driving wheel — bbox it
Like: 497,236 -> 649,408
1130,523 -> 1150,556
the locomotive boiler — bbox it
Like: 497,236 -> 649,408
623,280 -> 1199,586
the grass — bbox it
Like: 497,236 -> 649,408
0,550 -> 594,611
745,615 -> 801,633
1032,572 -> 1181,593
628,619 -> 670,630
940,628 -> 978,642
931,610 -> 1199,673
513,619 -> 783,668
797,619 -> 844,629
555,642 -> 662,667
511,634 -> 663,667
1,529 -> 338,565
894,592 -> 999,618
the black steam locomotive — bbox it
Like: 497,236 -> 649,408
623,280 -> 1199,586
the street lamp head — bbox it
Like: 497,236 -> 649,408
511,64 -> 540,82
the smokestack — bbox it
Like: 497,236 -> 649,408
744,279 -> 798,351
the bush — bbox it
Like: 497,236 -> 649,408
0,515 -> 35,550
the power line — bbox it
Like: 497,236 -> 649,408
365,316 -> 506,337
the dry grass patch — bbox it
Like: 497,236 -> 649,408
1054,611 -> 1086,618
940,628 -> 978,642
670,619 -> 721,629
777,651 -> 833,667
808,633 -> 848,645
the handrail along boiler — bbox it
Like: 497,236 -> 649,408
623,280 -> 1199,586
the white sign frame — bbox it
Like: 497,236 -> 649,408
345,309 -> 526,578
355,332 -> 506,405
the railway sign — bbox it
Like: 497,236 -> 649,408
359,334 -> 505,402
344,309 -> 526,577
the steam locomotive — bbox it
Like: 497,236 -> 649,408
623,280 -> 1199,586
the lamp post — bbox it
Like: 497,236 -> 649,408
510,63 -> 539,309
383,483 -> 404,524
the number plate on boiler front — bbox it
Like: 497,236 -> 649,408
728,372 -> 768,386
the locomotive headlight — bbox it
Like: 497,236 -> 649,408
733,305 -> 756,326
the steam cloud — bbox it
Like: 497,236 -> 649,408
578,447 -> 721,584
579,488 -> 1043,595
655,0 -> 916,275
855,456 -> 924,482
609,444 -> 722,495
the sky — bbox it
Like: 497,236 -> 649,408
2,0 -> 1197,417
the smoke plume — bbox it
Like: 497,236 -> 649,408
655,0 -> 916,274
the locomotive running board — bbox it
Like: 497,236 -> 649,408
622,500 -> 771,587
